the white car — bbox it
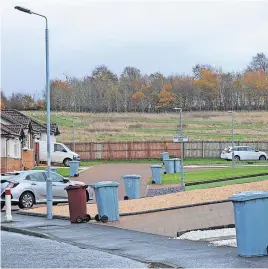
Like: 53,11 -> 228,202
1,170 -> 94,209
220,146 -> 267,161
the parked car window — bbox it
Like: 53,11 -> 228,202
50,172 -> 64,182
54,144 -> 66,152
247,147 -> 255,152
25,172 -> 46,182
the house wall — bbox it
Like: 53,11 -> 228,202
0,137 -> 36,172
40,132 -> 56,143
1,157 -> 21,173
22,149 -> 35,170
1,137 -> 6,157
1,137 -> 22,159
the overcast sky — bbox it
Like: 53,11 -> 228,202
1,0 -> 268,96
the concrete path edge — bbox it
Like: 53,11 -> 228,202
1,225 -> 51,239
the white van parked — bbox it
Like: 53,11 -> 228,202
37,141 -> 80,167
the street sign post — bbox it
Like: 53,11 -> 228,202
173,135 -> 189,143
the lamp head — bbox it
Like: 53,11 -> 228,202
14,6 -> 32,14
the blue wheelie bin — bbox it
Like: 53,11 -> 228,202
150,165 -> 163,184
229,191 -> 268,257
161,152 -> 169,161
91,181 -> 120,223
122,174 -> 141,200
174,158 -> 181,173
164,159 -> 175,174
69,160 -> 80,177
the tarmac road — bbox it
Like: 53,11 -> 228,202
1,231 -> 146,268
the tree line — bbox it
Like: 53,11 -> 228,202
2,52 -> 268,112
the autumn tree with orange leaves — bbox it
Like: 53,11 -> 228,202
4,52 -> 268,112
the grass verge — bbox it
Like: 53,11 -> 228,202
186,176 -> 268,190
161,167 -> 268,185
33,167 -> 70,177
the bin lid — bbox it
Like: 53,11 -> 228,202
65,184 -> 88,191
161,152 -> 169,154
122,174 -> 141,179
150,164 -> 162,168
91,181 -> 120,189
229,191 -> 268,202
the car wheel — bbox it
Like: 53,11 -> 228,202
63,158 -> 71,167
1,202 -> 4,210
259,155 -> 267,161
234,155 -> 240,161
19,192 -> 35,209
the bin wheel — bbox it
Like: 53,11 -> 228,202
76,216 -> 84,223
84,214 -> 91,222
152,180 -> 156,184
100,215 -> 108,223
164,171 -> 166,174
124,196 -> 129,200
95,214 -> 100,222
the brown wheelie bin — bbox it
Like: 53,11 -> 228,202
65,185 -> 91,223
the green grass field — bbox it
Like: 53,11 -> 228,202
24,111 -> 268,142
160,167 -> 268,185
186,176 -> 268,190
32,167 -> 70,177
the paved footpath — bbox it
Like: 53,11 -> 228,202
1,212 -> 268,268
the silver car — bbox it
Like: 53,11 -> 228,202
1,170 -> 93,209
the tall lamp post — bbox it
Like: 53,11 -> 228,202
228,110 -> 235,168
15,6 -> 53,219
173,107 -> 185,190
72,117 -> 78,152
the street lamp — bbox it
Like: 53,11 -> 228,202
15,6 -> 53,219
228,110 -> 235,168
173,107 -> 185,190
72,118 -> 79,152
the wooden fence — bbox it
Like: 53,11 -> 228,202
65,141 -> 268,160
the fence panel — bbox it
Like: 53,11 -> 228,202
64,141 -> 268,160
